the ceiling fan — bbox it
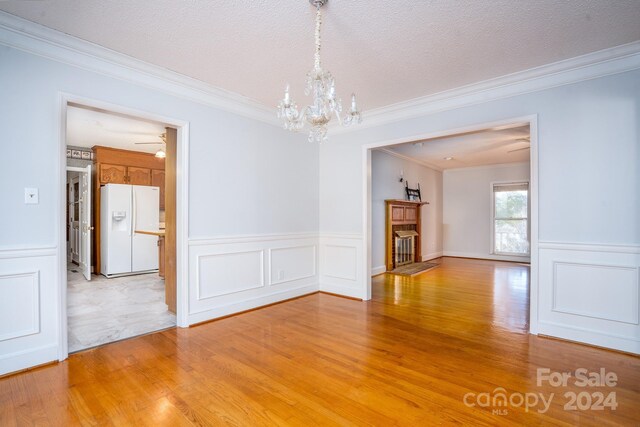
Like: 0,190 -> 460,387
134,133 -> 166,145
507,138 -> 530,154
134,133 -> 167,158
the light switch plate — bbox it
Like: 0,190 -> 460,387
24,187 -> 39,204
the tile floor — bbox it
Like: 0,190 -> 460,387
67,264 -> 176,352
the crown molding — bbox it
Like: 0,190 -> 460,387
0,11 -> 279,126
375,147 -> 443,172
332,40 -> 640,135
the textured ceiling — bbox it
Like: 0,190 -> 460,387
2,1 -> 640,110
67,106 -> 167,154
385,125 -> 531,170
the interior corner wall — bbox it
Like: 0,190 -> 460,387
443,163 -> 530,262
371,150 -> 443,274
319,68 -> 640,354
0,45 -> 320,375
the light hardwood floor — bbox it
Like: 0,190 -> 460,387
1,258 -> 639,425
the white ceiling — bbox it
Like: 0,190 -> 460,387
66,105 -> 167,154
382,125 -> 530,170
2,1 -> 640,111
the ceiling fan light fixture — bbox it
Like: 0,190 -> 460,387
155,149 -> 166,158
444,156 -> 453,161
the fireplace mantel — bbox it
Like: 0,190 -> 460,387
385,199 -> 427,271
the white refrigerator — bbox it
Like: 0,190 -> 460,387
100,184 -> 160,277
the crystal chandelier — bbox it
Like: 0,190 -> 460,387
277,0 -> 362,143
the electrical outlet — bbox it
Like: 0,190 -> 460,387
24,188 -> 39,204
278,270 -> 285,280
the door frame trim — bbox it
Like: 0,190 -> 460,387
361,114 -> 539,334
57,93 -> 190,360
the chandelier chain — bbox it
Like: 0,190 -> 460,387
314,7 -> 322,71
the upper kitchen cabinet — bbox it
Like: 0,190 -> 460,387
151,169 -> 166,209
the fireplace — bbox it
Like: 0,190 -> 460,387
395,230 -> 418,266
385,199 -> 426,271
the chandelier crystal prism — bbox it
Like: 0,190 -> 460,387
277,0 -> 362,142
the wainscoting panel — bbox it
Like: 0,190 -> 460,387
319,234 -> 365,299
197,250 -> 264,300
0,272 -> 40,342
188,234 -> 319,324
270,245 -> 316,286
538,242 -> 640,354
0,249 -> 58,376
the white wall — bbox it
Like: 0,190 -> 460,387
371,150 -> 443,274
319,65 -> 640,353
0,26 -> 319,374
443,163 -> 530,262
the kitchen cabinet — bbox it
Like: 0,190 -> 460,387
128,166 -> 151,185
99,163 -> 127,184
151,169 -> 165,209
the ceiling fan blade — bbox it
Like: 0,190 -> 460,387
507,147 -> 531,153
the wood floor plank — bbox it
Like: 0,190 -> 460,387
1,257 -> 639,425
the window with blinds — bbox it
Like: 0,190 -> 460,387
492,182 -> 529,255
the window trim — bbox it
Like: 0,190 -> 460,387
490,180 -> 530,257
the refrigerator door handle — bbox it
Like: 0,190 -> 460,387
131,187 -> 136,237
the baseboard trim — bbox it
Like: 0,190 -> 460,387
319,283 -> 364,300
0,344 -> 58,376
422,252 -> 444,262
538,321 -> 639,355
187,284 -> 319,325
443,251 -> 530,263
371,265 -> 386,276
318,291 -> 363,301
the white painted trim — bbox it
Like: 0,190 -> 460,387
538,321 -> 640,355
187,284 -> 318,325
422,252 -> 444,261
2,11 -> 639,136
65,166 -> 86,173
319,233 -> 363,240
57,94 -> 191,363
538,241 -> 640,254
0,344 -> 58,377
188,232 -> 319,246
334,41 -> 640,134
375,147 -> 443,172
319,283 -> 363,300
443,251 -> 531,263
0,247 -> 57,259
363,115 -> 539,333
0,11 -> 277,127
371,265 -> 386,276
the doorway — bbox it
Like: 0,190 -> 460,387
59,96 -> 188,356
362,115 -> 539,333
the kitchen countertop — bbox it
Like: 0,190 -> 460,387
135,230 -> 165,237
